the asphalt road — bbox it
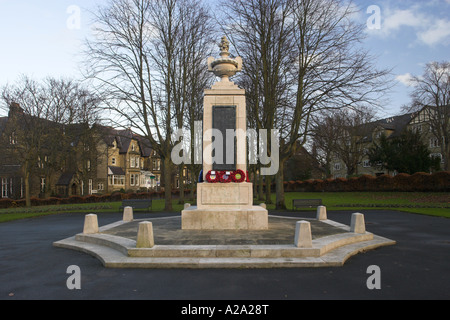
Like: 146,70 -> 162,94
0,209 -> 449,303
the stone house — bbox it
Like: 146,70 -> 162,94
0,103 -> 166,199
330,106 -> 448,178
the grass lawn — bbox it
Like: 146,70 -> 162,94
0,192 -> 448,223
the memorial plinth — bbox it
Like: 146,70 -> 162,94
181,36 -> 268,230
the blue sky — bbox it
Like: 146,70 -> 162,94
0,0 -> 449,118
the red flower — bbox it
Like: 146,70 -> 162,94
219,171 -> 232,183
205,171 -> 219,183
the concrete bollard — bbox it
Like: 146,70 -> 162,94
123,206 -> 133,222
294,221 -> 313,248
136,221 -> 155,248
83,214 -> 99,234
350,213 -> 366,234
316,206 -> 327,220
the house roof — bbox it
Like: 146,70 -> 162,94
96,124 -> 154,157
108,166 -> 126,175
56,172 -> 75,186
360,113 -> 415,142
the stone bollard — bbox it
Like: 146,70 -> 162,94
83,214 -> 99,234
316,206 -> 327,220
123,206 -> 133,222
294,221 -> 313,248
350,213 -> 366,234
136,221 -> 155,248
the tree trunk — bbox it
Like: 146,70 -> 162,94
178,165 -> 184,204
265,175 -> 272,204
275,159 -> 286,210
25,171 -> 31,208
163,156 -> 173,211
258,169 -> 264,201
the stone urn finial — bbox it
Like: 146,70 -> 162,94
219,36 -> 230,58
208,36 -> 242,82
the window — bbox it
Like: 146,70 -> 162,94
363,160 -> 371,168
112,157 -> 116,165
87,160 -> 91,171
2,178 -> 8,198
97,183 -> 104,191
9,132 -> 17,145
40,178 -> 46,193
430,138 -> 440,148
131,157 -> 135,168
334,163 -> 341,171
88,179 -> 93,195
130,174 -> 140,186
109,175 -> 125,186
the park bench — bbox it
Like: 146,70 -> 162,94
120,199 -> 152,212
292,199 -> 322,211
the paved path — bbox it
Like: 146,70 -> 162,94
1,210 -> 449,301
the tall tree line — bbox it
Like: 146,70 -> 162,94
221,0 -> 391,209
83,0 -> 215,210
1,75 -> 101,206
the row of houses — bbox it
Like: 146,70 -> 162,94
0,102 -> 322,201
330,105 -> 449,178
0,103 -> 171,199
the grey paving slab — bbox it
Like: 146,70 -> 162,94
101,215 -> 347,245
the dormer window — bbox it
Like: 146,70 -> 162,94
9,131 -> 17,145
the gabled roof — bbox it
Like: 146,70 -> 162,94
96,124 -> 154,157
360,113 -> 415,142
108,166 -> 126,175
56,172 -> 75,186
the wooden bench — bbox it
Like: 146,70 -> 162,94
292,199 -> 322,211
120,199 -> 152,212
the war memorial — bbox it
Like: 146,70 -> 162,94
54,37 -> 395,268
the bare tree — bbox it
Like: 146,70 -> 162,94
84,0 -> 214,210
223,0 -> 391,209
404,61 -> 450,170
222,0 -> 295,204
330,107 -> 376,176
1,75 -> 101,205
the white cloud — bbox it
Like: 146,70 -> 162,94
368,3 -> 450,47
381,8 -> 428,36
417,19 -> 450,46
395,73 -> 415,86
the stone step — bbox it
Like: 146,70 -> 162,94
54,235 -> 395,269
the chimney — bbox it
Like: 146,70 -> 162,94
9,102 -> 24,117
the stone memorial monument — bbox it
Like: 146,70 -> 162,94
181,36 -> 269,230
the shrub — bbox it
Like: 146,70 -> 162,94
290,171 -> 450,192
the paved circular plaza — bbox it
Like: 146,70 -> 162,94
1,210 -> 449,301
